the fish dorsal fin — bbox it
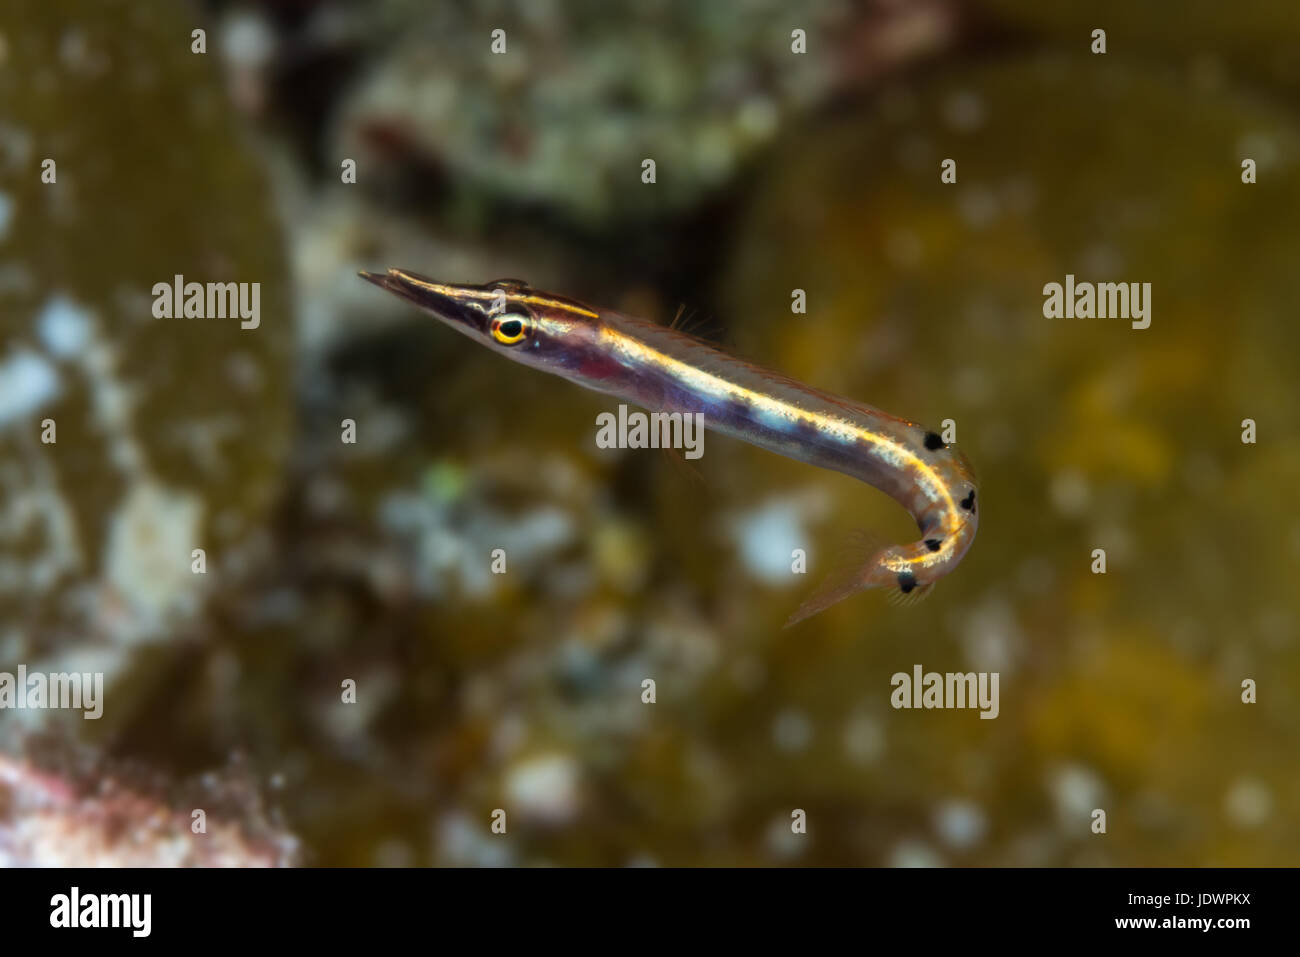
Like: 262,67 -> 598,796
653,320 -> 912,429
667,303 -> 729,346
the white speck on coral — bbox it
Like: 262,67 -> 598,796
77,331 -> 144,476
435,811 -> 513,867
959,595 -> 1025,674
1050,469 -> 1090,517
35,294 -> 94,359
0,349 -> 60,426
934,799 -> 987,850
1224,778 -> 1272,829
725,491 -> 826,584
504,753 -> 581,825
890,839 -> 944,868
1047,763 -> 1107,829
764,815 -> 807,860
379,492 -> 575,600
103,480 -> 205,643
220,11 -> 276,68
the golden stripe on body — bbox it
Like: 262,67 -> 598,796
598,325 -> 959,567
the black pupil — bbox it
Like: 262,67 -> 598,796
498,318 -> 523,339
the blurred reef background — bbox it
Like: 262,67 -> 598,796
0,0 -> 1297,865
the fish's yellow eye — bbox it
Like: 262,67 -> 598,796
490,314 -> 530,346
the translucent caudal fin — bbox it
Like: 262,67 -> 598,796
783,529 -> 883,628
784,573 -> 872,627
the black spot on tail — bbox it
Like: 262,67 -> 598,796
924,432 -> 944,451
897,571 -> 917,594
960,489 -> 976,512
925,538 -> 942,552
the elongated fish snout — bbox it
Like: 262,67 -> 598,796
359,269 -> 489,334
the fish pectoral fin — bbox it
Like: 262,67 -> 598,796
886,579 -> 935,608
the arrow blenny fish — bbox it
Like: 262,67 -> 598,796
360,270 -> 979,625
